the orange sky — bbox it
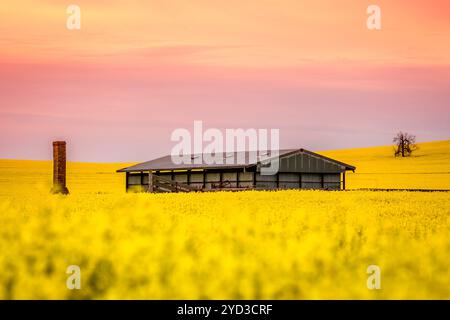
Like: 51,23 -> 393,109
0,0 -> 449,160
1,0 -> 449,66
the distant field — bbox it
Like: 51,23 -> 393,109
0,140 -> 448,196
321,140 -> 450,190
0,160 -> 128,197
0,140 -> 448,299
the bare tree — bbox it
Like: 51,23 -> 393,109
393,132 -> 417,157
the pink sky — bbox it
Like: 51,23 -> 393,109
0,0 -> 449,161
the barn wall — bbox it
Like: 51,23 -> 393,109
127,174 -> 141,185
278,173 -> 299,189
125,167 -> 344,191
174,174 -> 188,183
277,152 -> 345,173
189,172 -> 204,189
324,173 -> 340,189
222,172 -> 238,187
126,172 -> 148,192
301,173 -> 322,189
254,172 -> 341,190
255,173 -> 277,189
203,173 -> 217,189
238,172 -> 253,187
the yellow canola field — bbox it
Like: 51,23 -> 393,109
0,140 -> 448,299
321,140 -> 450,190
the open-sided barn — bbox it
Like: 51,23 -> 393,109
117,149 -> 355,192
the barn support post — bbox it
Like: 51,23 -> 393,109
299,173 -> 302,189
321,173 -> 324,189
148,171 -> 153,192
125,172 -> 129,192
342,172 -> 346,190
187,170 -> 191,185
202,171 -> 206,189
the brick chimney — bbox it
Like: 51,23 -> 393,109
51,141 -> 69,194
